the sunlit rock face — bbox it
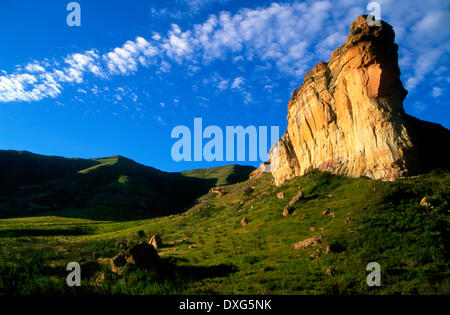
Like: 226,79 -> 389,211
269,16 -> 448,186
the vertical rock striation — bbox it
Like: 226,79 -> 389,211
269,16 -> 449,186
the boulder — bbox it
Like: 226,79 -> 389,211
322,208 -> 335,217
282,206 -> 294,216
276,192 -> 285,199
288,189 -> 304,206
110,253 -> 127,275
420,196 -> 432,208
293,236 -> 321,250
126,241 -> 160,269
240,217 -> 248,226
149,234 -> 163,249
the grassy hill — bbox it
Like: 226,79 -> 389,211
0,166 -> 448,294
0,150 -> 254,219
181,164 -> 256,186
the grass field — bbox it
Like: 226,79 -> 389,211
0,169 -> 448,295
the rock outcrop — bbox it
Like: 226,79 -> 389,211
110,241 -> 160,275
149,234 -> 163,249
269,15 -> 450,186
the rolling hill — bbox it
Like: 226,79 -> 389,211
0,150 -> 254,219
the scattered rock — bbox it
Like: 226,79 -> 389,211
309,227 -> 316,232
149,234 -> 163,249
309,249 -> 321,259
210,186 -> 226,197
420,196 -> 433,208
277,192 -> 285,199
327,194 -> 334,198
282,206 -> 294,216
322,208 -> 335,217
110,253 -> 127,275
293,236 -> 321,250
325,268 -> 335,276
289,189 -> 304,206
243,186 -> 255,196
240,217 -> 248,226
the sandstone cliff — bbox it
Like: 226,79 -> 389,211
269,16 -> 450,186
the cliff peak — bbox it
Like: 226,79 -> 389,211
269,16 -> 449,186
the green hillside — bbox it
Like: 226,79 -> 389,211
181,164 -> 256,186
0,151 -> 254,219
0,167 -> 448,295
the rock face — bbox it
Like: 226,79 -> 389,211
270,15 -> 450,186
149,234 -> 163,249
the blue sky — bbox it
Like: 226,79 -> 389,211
0,0 -> 449,172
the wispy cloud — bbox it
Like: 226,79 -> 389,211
431,86 -> 443,98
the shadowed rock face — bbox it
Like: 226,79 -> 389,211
269,15 -> 449,186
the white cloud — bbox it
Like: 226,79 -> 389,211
217,79 -> 229,91
0,73 -> 61,102
25,62 -> 45,73
431,87 -> 443,98
377,0 -> 450,92
0,36 -> 159,102
413,101 -> 426,114
231,77 -> 244,89
104,37 -> 158,75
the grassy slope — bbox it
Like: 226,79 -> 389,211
0,170 -> 448,295
0,152 -> 254,219
181,164 -> 256,186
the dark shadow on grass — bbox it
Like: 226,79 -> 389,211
0,227 -> 91,237
176,264 -> 238,281
158,257 -> 238,282
303,194 -> 321,201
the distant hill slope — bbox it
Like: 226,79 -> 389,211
181,164 -> 256,186
0,150 -> 97,190
0,150 -> 255,219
